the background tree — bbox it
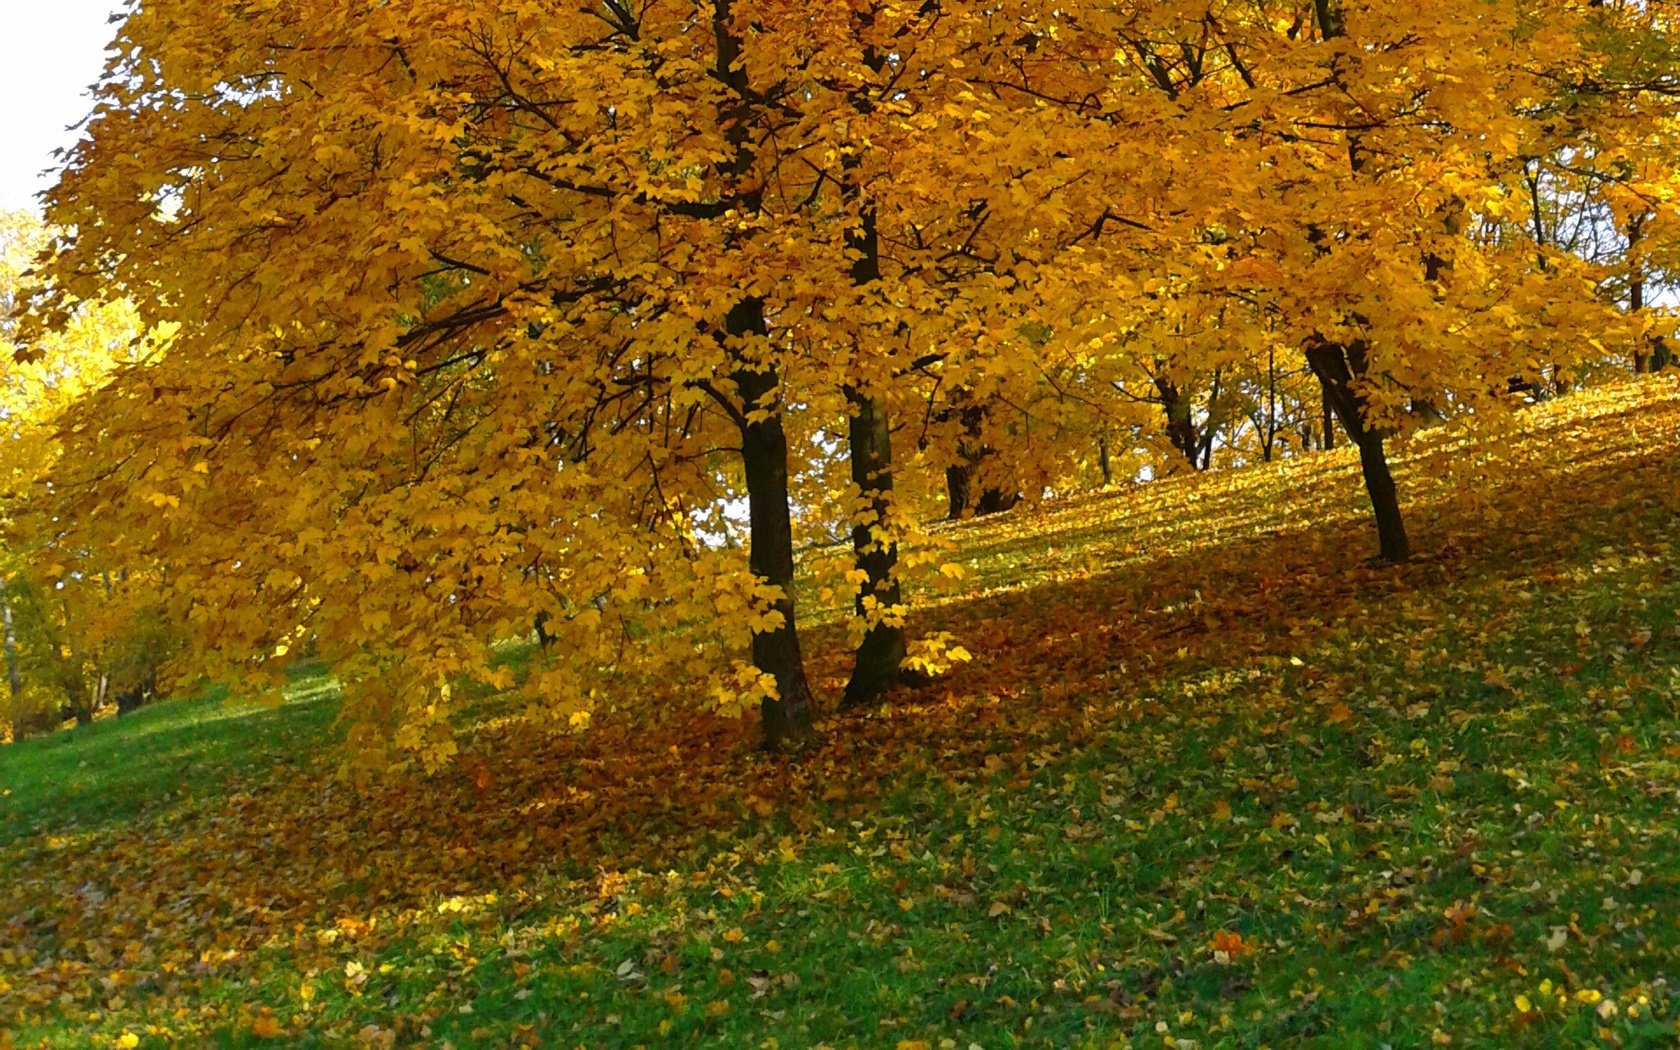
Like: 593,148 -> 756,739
0,210 -> 177,737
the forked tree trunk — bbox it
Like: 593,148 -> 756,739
1154,377 -> 1202,470
1307,340 -> 1410,563
727,298 -> 817,750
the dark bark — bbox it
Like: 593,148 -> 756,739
1098,435 -> 1114,486
1632,256 -> 1649,375
843,387 -> 909,707
61,672 -> 97,728
1307,340 -> 1410,563
115,666 -> 157,717
1629,214 -> 1656,375
727,298 -> 817,750
943,400 -> 1019,520
1154,376 -> 1203,470
1258,347 -> 1280,462
840,197 -> 912,707
945,458 -> 975,520
1355,432 -> 1409,563
1321,382 -> 1337,451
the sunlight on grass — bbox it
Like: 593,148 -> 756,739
1,379 -> 1678,1048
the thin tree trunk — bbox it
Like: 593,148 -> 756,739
1630,214 -> 1650,375
1321,383 -> 1337,451
1308,0 -> 1406,563
1632,279 -> 1648,375
1307,340 -> 1410,563
1,599 -> 21,700
1261,346 -> 1278,462
727,298 -> 817,750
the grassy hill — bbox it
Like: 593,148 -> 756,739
3,379 -> 1679,1049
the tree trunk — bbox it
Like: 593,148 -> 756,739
1629,214 -> 1652,375
1098,434 -> 1114,486
945,458 -> 975,520
116,666 -> 157,717
840,199 -> 911,707
728,298 -> 817,750
843,387 -> 909,707
1355,432 -> 1409,563
1307,340 -> 1410,563
943,399 -> 1018,520
1321,383 -> 1337,451
1154,377 -> 1202,470
62,671 -> 96,728
1,598 -> 21,700
1632,265 -> 1649,375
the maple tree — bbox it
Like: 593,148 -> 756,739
27,0 -> 1101,755
16,0 -> 1680,765
0,211 -> 176,738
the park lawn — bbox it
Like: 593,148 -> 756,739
2,378 -> 1679,1048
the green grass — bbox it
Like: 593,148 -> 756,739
3,381 -> 1680,1048
0,671 -> 340,849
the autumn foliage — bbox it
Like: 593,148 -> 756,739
1,1 -> 1679,1039
5,0 -> 1670,757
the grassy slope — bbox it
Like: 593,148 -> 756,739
2,379 -> 1678,1049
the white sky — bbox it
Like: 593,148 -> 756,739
0,2 -> 126,213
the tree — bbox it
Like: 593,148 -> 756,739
1004,0 -> 1654,562
30,0 -> 1077,757
0,210 -> 175,736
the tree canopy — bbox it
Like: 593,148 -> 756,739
15,0 -> 1680,757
